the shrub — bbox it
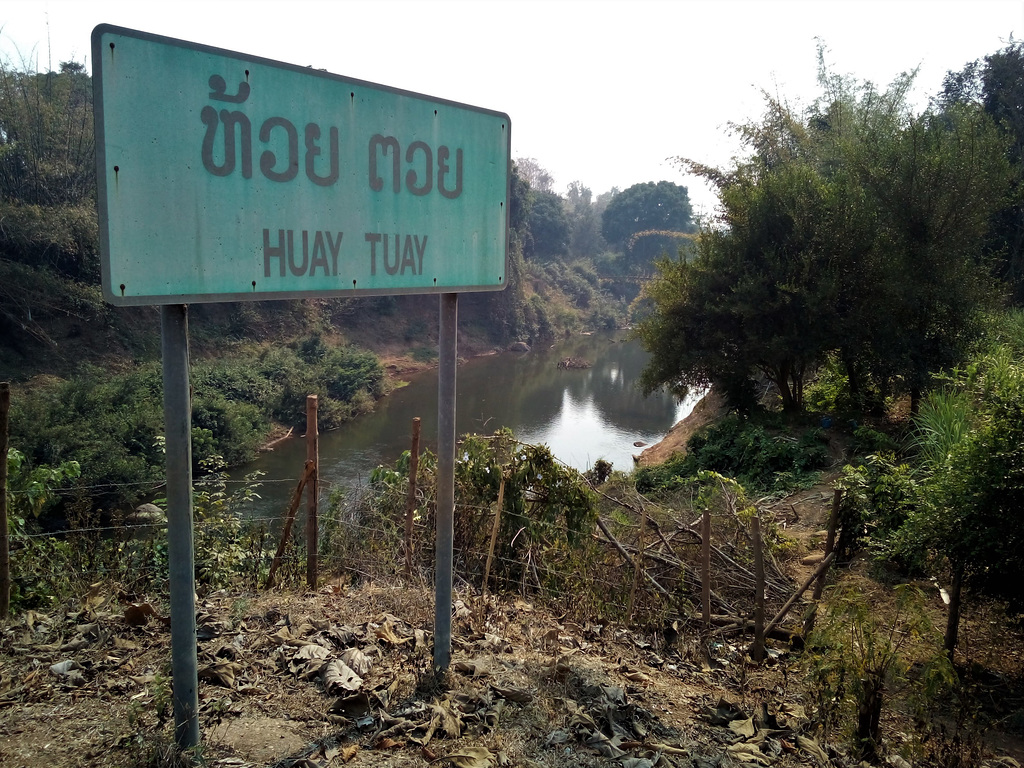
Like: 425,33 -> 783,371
806,585 -> 953,762
835,453 -> 921,565
635,415 -> 830,494
10,339 -> 385,511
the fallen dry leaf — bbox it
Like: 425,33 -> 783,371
453,660 -> 490,678
433,746 -> 494,768
490,684 -> 533,703
198,661 -> 242,688
340,647 -> 372,676
323,660 -> 363,694
83,582 -> 107,612
375,620 -> 412,646
294,644 -> 331,661
795,735 -> 829,762
124,603 -> 158,626
726,742 -> 771,764
339,743 -> 358,762
729,716 -> 756,738
619,664 -> 651,684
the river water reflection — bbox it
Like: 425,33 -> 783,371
238,332 -> 697,513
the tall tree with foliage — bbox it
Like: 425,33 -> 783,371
852,105 -> 1012,409
940,41 -> 1024,302
639,53 -> 1012,413
565,181 -> 605,258
0,59 -> 97,280
515,156 -> 554,193
525,189 -> 570,261
601,181 -> 695,271
637,159 -> 864,411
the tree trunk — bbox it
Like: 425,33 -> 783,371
774,361 -> 798,412
855,675 -> 884,763
843,353 -> 861,407
910,385 -> 922,416
944,563 -> 965,662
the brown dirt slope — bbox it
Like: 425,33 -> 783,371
637,391 -> 727,467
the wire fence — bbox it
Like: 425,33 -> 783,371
7,461 -> 818,642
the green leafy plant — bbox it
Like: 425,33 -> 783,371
806,584 -> 954,762
835,453 -> 921,565
635,415 -> 829,494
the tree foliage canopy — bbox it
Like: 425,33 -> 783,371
940,41 -> 1024,301
0,59 -> 98,280
637,53 -> 1014,411
601,181 -> 695,256
525,189 -> 570,261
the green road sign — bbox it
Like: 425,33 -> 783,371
92,25 -> 510,305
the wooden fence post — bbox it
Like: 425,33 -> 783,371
306,395 -> 319,590
267,460 -> 315,589
482,476 -> 505,596
702,507 -> 711,630
405,417 -> 421,580
803,487 -> 841,637
0,382 -> 9,619
750,515 -> 766,662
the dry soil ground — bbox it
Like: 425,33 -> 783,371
2,475 -> 1024,768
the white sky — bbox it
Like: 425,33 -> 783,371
1,0 -> 1021,216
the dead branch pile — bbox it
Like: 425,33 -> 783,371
590,479 -> 834,644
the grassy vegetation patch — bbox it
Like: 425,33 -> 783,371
635,414 -> 831,494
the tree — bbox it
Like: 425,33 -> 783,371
525,190 -> 569,260
565,181 -> 605,258
0,58 -> 98,280
601,181 -> 695,270
940,41 -> 1024,302
641,52 -> 1012,413
514,156 -> 554,193
0,59 -> 94,206
636,161 -> 855,411
849,106 -> 1012,410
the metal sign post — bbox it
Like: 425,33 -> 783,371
160,305 -> 200,749
93,24 -> 509,747
434,293 -> 458,671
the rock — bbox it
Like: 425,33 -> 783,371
509,341 -> 531,353
633,441 -> 648,447
557,357 -> 591,369
127,503 -> 167,526
801,553 -> 825,566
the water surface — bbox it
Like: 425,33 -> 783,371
238,332 -> 696,513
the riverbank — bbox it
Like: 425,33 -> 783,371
637,389 -> 725,466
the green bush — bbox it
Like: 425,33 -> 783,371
635,415 -> 830,494
835,453 -> 921,565
10,338 -> 385,511
906,347 -> 1024,612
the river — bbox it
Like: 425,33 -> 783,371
236,331 -> 698,514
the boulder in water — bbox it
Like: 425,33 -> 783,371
556,357 -> 591,369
